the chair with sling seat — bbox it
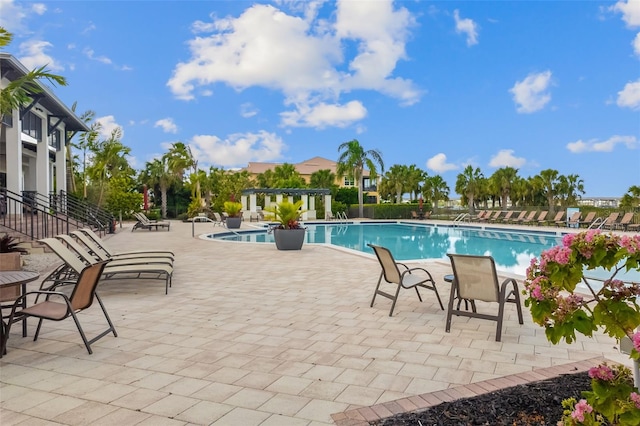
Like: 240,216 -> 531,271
1,260 -> 116,355
368,244 -> 444,316
80,228 -> 174,258
446,254 -> 523,342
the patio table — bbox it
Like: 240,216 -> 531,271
0,270 -> 39,357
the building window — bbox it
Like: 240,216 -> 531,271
343,177 -> 354,186
50,129 -> 61,150
22,111 -> 42,141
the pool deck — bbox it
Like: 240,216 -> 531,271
1,219 -> 633,425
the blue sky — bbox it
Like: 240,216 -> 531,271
2,0 -> 639,197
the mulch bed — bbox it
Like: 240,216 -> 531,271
370,371 -> 591,425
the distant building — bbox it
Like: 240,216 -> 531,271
243,156 -> 380,203
578,198 -> 621,208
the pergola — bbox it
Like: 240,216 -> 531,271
240,188 -> 332,220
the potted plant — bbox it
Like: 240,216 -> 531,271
0,234 -> 28,270
265,200 -> 306,250
223,201 -> 243,229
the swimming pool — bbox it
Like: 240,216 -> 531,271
209,222 -> 563,276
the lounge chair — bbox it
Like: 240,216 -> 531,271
445,254 -> 524,342
506,211 -> 527,223
578,211 -> 597,228
526,211 -> 547,226
480,211 -> 501,222
514,210 -> 537,224
495,211 -> 515,223
368,244 -> 444,316
132,212 -> 170,232
550,211 -> 565,226
39,238 -> 173,294
70,231 -> 174,264
411,210 -> 419,220
469,210 -> 486,222
600,212 -> 620,230
1,260 -> 116,355
56,234 -> 173,268
566,211 -> 581,228
615,212 -> 634,231
79,228 -> 174,258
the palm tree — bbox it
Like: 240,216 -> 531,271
0,27 -> 67,120
620,185 -> 640,209
490,167 -> 519,208
384,164 -> 409,203
309,169 -> 336,192
537,169 -> 560,214
272,163 -> 306,188
406,165 -> 425,201
87,128 -> 131,207
424,175 -> 449,212
140,157 -> 173,219
557,174 -> 585,206
336,139 -> 384,217
455,165 -> 484,214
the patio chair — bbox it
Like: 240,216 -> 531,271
446,254 -> 523,342
79,228 -> 174,258
411,210 -> 419,220
480,211 -> 501,222
368,244 -> 444,316
40,237 -> 174,295
1,260 -> 116,355
0,251 -> 27,338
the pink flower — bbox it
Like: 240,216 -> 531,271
562,233 -> 575,247
531,285 -> 543,301
584,230 -> 600,243
633,332 -> 640,352
571,399 -> 593,422
631,392 -> 640,409
555,247 -> 572,265
588,364 -> 615,381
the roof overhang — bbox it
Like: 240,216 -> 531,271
242,188 -> 331,196
0,53 -> 90,133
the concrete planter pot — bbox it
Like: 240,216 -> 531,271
226,217 -> 242,229
273,228 -> 305,250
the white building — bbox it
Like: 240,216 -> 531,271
0,53 -> 89,201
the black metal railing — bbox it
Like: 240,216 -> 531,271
0,188 -> 114,242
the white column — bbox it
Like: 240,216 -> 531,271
301,195 -> 309,220
5,108 -> 22,195
249,193 -> 257,212
288,195 -> 293,204
36,117 -> 50,204
276,194 -> 283,204
55,130 -> 67,194
324,194 -> 332,218
240,195 -> 247,210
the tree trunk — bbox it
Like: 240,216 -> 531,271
161,184 -> 168,219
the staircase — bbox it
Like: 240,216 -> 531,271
0,189 -> 114,253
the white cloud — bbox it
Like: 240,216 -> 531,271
188,131 -> 287,167
634,32 -> 640,55
154,118 -> 178,134
31,3 -> 46,15
426,153 -> 458,173
17,39 -> 63,71
240,103 -> 258,118
95,115 -> 123,140
488,149 -> 526,168
566,135 -> 638,153
453,9 -> 479,46
617,79 -> 640,109
0,0 -> 29,32
509,71 -> 552,113
83,48 -> 112,65
611,0 -> 640,28
167,1 -> 419,129
280,100 -> 367,128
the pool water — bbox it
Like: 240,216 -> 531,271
210,222 -> 563,276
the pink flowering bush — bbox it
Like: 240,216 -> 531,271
524,230 -> 640,424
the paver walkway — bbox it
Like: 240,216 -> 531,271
0,220 -> 630,425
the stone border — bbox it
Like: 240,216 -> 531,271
332,357 -> 608,426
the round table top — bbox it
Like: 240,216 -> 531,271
0,270 -> 40,288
